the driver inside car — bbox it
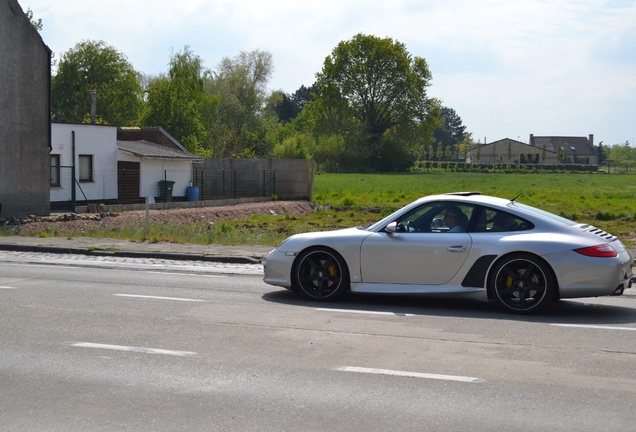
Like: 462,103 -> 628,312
443,206 -> 468,232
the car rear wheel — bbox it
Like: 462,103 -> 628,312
489,254 -> 555,314
293,248 -> 349,301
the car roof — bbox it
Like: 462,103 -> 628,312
419,192 -> 516,207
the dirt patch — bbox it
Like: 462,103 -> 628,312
14,201 -> 315,236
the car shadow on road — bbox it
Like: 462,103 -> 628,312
262,289 -> 636,325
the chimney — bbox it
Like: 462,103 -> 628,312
588,134 -> 594,146
89,90 -> 97,124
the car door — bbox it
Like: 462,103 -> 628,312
359,202 -> 473,285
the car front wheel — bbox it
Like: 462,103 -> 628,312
489,254 -> 555,314
292,248 -> 349,301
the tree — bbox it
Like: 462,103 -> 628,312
315,33 -> 436,171
206,49 -> 274,157
25,8 -> 43,31
52,40 -> 142,125
541,142 -> 547,164
289,84 -> 317,118
432,107 -> 467,156
272,133 -> 312,159
140,47 -> 218,155
456,132 -> 476,162
268,84 -> 318,123
596,141 -> 606,166
267,90 -> 297,123
606,141 -> 635,167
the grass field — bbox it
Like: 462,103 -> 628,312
3,172 -> 636,247
313,172 -> 636,217
219,172 -> 636,246
309,172 -> 636,244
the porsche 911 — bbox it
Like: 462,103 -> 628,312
263,192 -> 633,314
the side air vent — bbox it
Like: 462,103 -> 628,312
582,225 -> 617,242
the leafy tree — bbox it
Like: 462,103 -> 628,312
272,133 -> 312,159
292,85 -> 317,110
314,33 -> 436,171
267,90 -> 297,123
52,40 -> 142,125
25,7 -> 43,31
206,49 -> 274,157
456,132 -> 476,161
606,141 -> 635,166
432,107 -> 467,156
267,85 -> 317,123
596,142 -> 606,166
297,96 -> 370,171
140,47 -> 218,155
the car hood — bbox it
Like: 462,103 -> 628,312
276,227 -> 372,252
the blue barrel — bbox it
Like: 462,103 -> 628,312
186,186 -> 199,201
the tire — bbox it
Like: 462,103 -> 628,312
292,248 -> 349,301
489,253 -> 556,314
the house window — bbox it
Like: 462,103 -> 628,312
50,154 -> 61,187
79,155 -> 93,182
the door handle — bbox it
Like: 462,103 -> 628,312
447,245 -> 467,253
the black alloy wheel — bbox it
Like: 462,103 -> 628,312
293,248 -> 349,301
490,253 -> 555,314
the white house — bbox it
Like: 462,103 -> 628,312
50,123 -> 118,206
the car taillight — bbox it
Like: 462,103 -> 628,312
574,244 -> 618,258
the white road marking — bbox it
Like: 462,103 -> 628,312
0,286 -> 17,289
336,366 -> 484,383
551,324 -> 636,332
317,308 -> 414,317
71,342 -> 196,357
114,294 -> 206,302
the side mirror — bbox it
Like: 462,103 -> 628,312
385,222 -> 398,233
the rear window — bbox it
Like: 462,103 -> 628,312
468,207 -> 533,233
511,203 -> 576,226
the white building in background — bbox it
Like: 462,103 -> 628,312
50,123 -> 118,205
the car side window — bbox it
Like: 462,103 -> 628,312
396,202 -> 473,233
487,210 -> 532,232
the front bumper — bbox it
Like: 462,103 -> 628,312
262,248 -> 296,289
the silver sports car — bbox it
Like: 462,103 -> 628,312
263,192 -> 634,314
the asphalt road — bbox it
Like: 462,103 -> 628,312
1,251 -> 635,431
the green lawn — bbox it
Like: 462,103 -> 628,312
311,172 -> 636,244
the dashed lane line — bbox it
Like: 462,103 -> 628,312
336,366 -> 484,383
317,308 -> 414,317
71,342 -> 196,357
114,294 -> 206,302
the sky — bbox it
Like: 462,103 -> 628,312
19,0 -> 636,147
